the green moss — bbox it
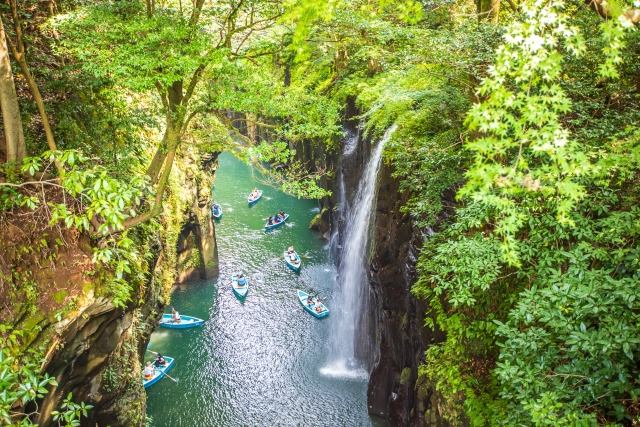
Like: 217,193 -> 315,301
53,290 -> 68,304
82,283 -> 94,295
309,212 -> 322,229
400,367 -> 412,385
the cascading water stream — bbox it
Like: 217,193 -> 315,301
328,129 -> 355,258
322,125 -> 397,379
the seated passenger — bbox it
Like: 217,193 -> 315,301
144,362 -> 155,379
154,354 -> 167,367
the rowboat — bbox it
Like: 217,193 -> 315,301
231,275 -> 249,299
142,356 -> 175,389
297,290 -> 329,319
247,190 -> 263,205
265,214 -> 289,231
284,251 -> 302,272
212,204 -> 223,219
159,314 -> 205,329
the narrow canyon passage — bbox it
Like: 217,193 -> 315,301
146,153 -> 384,426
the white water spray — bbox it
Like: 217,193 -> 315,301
321,125 -> 397,379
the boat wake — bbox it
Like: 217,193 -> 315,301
319,360 -> 369,380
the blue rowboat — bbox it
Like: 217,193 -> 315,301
231,275 -> 249,299
284,250 -> 302,272
142,356 -> 175,389
159,314 -> 205,329
297,290 -> 329,319
247,190 -> 263,205
265,214 -> 289,231
212,204 -> 223,219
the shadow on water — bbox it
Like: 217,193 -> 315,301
146,153 -> 386,427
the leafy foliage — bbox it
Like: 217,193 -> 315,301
407,0 -> 640,425
0,329 -> 91,426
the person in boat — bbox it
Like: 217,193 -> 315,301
154,354 -> 167,367
144,362 -> 155,379
238,273 -> 247,286
315,305 -> 324,313
307,296 -> 314,306
268,216 -> 273,225
251,188 -> 259,198
278,210 -> 286,218
171,307 -> 181,323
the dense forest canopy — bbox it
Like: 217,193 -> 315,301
0,0 -> 639,425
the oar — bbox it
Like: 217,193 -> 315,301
162,372 -> 179,384
145,350 -> 179,383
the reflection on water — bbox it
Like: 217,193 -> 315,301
146,153 -> 382,427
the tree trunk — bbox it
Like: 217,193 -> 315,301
0,16 -> 25,164
146,131 -> 169,182
490,0 -> 500,23
12,51 -> 58,151
246,112 -> 257,142
122,133 -> 178,230
477,0 -> 500,22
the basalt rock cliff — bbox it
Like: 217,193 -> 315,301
320,106 -> 449,426
1,151 -> 219,426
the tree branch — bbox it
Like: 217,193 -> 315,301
183,63 -> 206,106
7,0 -> 62,173
189,0 -> 206,27
155,81 -> 168,109
121,148 -> 176,230
588,0 -> 640,24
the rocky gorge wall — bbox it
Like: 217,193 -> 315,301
316,109 -> 449,426
367,162 -> 448,426
0,151 -> 219,426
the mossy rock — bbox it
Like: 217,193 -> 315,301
309,207 -> 330,233
400,367 -> 412,385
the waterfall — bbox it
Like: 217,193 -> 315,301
322,125 -> 397,379
328,129 -> 355,258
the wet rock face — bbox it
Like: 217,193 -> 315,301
366,163 -> 432,426
362,159 -> 446,426
176,210 -> 218,283
37,298 -> 146,426
176,153 -> 219,283
309,207 -> 331,239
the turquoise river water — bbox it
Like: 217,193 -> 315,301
146,153 -> 381,426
